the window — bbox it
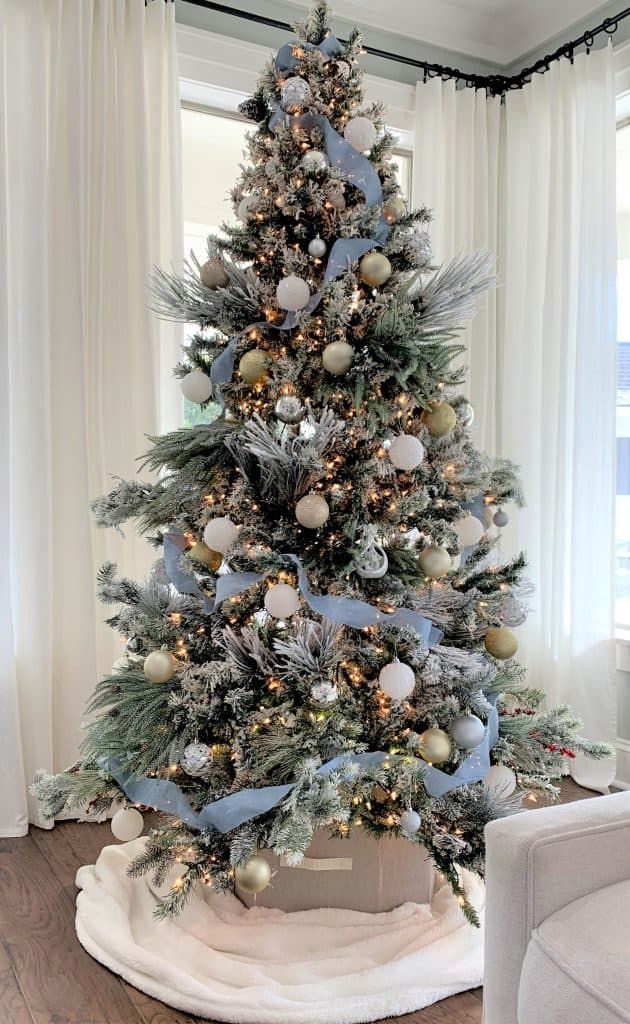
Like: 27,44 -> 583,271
616,119 -> 630,628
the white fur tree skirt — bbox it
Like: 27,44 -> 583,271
75,839 -> 484,1023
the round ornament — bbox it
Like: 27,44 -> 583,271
378,660 -> 416,703
311,681 -> 339,706
359,252 -> 392,287
280,76 -> 311,112
485,764 -> 517,797
274,395 -> 304,424
181,742 -> 211,778
418,728 -> 452,765
203,516 -> 238,554
301,149 -> 328,174
276,274 -> 311,311
264,583 -> 300,619
111,807 -> 144,842
399,809 -> 421,834
418,545 -> 451,580
143,650 -> 177,684
199,258 -> 229,290
409,229 -> 432,264
295,492 -> 329,529
235,854 -> 272,894
237,195 -> 256,222
454,514 -> 484,548
422,401 -> 457,438
308,235 -> 327,258
388,434 -> 425,472
180,368 -> 213,405
484,626 -> 518,660
334,59 -> 351,79
188,541 -> 222,571
493,508 -> 509,528
239,349 -> 269,385
126,635 -> 142,653
344,115 -> 376,152
383,196 -> 406,223
322,340 -> 354,375
458,402 -> 475,429
450,714 -> 486,750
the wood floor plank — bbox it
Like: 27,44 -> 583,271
0,937 -> 35,1024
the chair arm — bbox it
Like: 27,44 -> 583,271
482,791 -> 630,1024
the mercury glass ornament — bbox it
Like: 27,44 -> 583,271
388,434 -> 425,472
484,764 -> 517,796
418,545 -> 451,580
203,516 -> 238,554
280,76 -> 311,112
143,650 -> 177,684
199,258 -> 229,290
188,540 -> 222,571
264,583 -> 300,619
422,400 -> 457,438
418,727 -> 452,765
450,714 -> 486,750
454,514 -> 484,548
409,230 -> 432,264
458,402 -> 475,429
378,660 -> 416,703
126,635 -> 142,653
181,742 -> 212,778
111,807 -> 144,842
180,368 -> 213,405
274,395 -> 304,424
308,235 -> 327,258
235,855 -> 272,894
311,681 -> 339,706
399,809 -> 421,834
484,626 -> 518,660
239,349 -> 269,385
383,196 -> 406,223
344,115 -> 376,152
295,492 -> 329,529
359,251 -> 392,287
322,340 -> 354,375
276,274 -> 310,311
493,508 -> 509,528
301,149 -> 328,174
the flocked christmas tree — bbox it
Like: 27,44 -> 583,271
34,1 -> 610,924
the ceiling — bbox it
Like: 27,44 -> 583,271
287,0 -> 612,66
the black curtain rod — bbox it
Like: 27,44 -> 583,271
179,0 -> 630,95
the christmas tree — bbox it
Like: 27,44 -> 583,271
34,1 -> 610,924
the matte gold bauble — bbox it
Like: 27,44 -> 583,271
484,626 -> 518,660
383,196 -> 406,223
199,258 -> 229,290
359,251 -> 392,287
418,727 -> 452,765
418,545 -> 451,579
188,541 -> 222,572
143,650 -> 177,684
234,854 -> 272,894
322,340 -> 354,375
239,349 -> 269,385
422,400 -> 457,438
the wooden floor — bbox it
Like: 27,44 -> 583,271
0,780 -> 596,1024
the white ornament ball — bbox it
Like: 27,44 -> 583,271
274,395 -> 304,424
181,742 -> 211,778
264,583 -> 300,619
418,545 -> 451,580
143,650 -> 177,684
276,274 -> 310,311
450,714 -> 486,750
295,493 -> 330,529
235,854 -> 272,894
388,434 -> 425,472
458,402 -> 475,428
203,516 -> 238,554
280,76 -> 311,112
180,368 -> 213,405
344,115 -> 377,152
322,340 -> 354,375
111,807 -> 144,842
378,660 -> 416,703
454,514 -> 484,548
484,764 -> 517,797
493,508 -> 509,528
301,149 -> 328,174
308,235 -> 327,258
237,195 -> 256,222
399,809 -> 421,834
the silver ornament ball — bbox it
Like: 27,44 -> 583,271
274,395 -> 304,424
493,508 -> 509,528
458,402 -> 475,429
450,714 -> 486,750
308,235 -> 327,258
301,149 -> 328,174
181,742 -> 212,777
280,76 -> 311,112
399,808 -> 421,834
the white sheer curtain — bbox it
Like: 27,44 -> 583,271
0,0 -> 183,835
414,47 -> 617,789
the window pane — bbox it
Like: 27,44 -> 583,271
616,122 -> 630,626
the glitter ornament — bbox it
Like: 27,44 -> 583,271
308,235 -> 327,257
181,742 -> 211,777
484,626 -> 518,660
264,583 -> 300,619
399,809 -> 421,834
235,855 -> 272,894
378,660 -> 415,703
454,514 -> 484,547
422,400 -> 457,438
276,274 -> 310,311
111,807 -> 144,842
295,492 -> 330,529
188,541 -> 222,571
180,368 -> 213,404
334,59 -> 351,79
388,434 -> 425,472
409,230 -> 432,264
458,402 -> 475,428
322,340 -> 354,375
359,252 -> 392,287
203,516 -> 238,554
280,76 -> 311,112
264,158 -> 277,177
143,650 -> 177,684
344,115 -> 376,152
301,149 -> 328,174
418,728 -> 452,765
418,545 -> 451,579
274,395 -> 304,424
239,349 -> 269,385
450,714 -> 486,750
493,508 -> 509,528
485,764 -> 517,796
383,196 -> 406,223
311,681 -> 339,705
199,258 -> 229,290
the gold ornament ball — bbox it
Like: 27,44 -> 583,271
143,650 -> 177,684
234,854 -> 272,894
383,196 -> 406,223
418,727 -> 452,765
322,340 -> 354,375
359,252 -> 392,287
189,541 -> 222,572
239,349 -> 269,385
422,400 -> 457,438
199,258 -> 229,290
484,626 -> 518,660
418,545 -> 451,579
295,492 -> 330,529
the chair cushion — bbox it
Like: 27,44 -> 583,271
518,878 -> 630,1024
